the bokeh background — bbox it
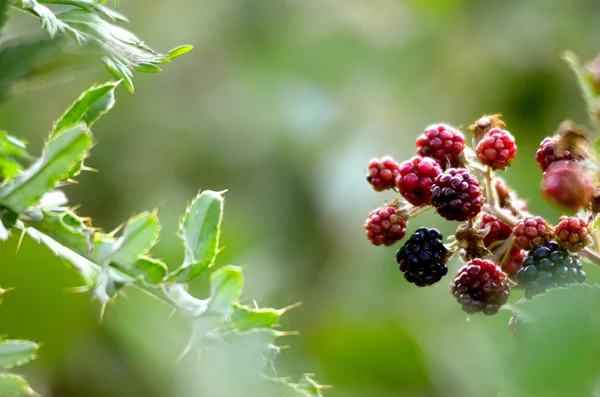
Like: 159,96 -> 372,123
1,0 -> 600,396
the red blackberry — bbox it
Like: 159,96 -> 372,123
396,227 -> 448,287
366,156 -> 400,191
535,136 -> 579,171
517,241 -> 586,299
395,157 -> 442,206
541,160 -> 593,210
498,245 -> 526,279
480,212 -> 512,247
512,216 -> 553,250
450,258 -> 510,315
416,124 -> 465,170
364,205 -> 407,246
475,128 -> 517,170
555,216 -> 591,252
430,168 -> 483,221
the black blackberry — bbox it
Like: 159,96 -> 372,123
517,241 -> 586,299
396,227 -> 448,287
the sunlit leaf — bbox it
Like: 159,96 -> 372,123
206,265 -> 243,318
0,340 -> 38,370
0,374 -> 34,396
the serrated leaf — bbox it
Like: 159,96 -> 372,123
52,81 -> 119,139
170,190 -> 224,282
506,285 -> 600,396
0,132 -> 28,180
18,0 -> 82,39
162,45 -> 193,63
91,212 -> 160,267
0,124 -> 92,213
0,340 -> 38,370
0,374 -> 33,397
231,305 -> 281,331
206,265 -> 243,318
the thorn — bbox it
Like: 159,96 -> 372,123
168,308 -> 177,319
69,204 -> 82,212
65,178 -> 79,185
99,303 -> 107,325
108,222 -> 125,237
16,229 -> 26,253
64,285 -> 90,294
253,299 -> 259,309
274,330 -> 300,337
81,166 -> 99,173
279,301 -> 302,314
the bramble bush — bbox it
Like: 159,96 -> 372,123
0,1 -> 324,396
365,51 -> 600,396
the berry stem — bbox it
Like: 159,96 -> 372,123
485,166 -> 497,208
482,203 -> 518,227
407,205 -> 433,218
581,247 -> 600,266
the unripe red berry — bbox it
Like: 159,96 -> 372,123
364,205 -> 407,246
395,157 -> 442,206
416,124 -> 465,170
535,136 -> 579,171
450,258 -> 510,315
498,245 -> 526,279
366,156 -> 400,191
475,128 -> 517,170
480,212 -> 512,248
541,160 -> 593,210
555,216 -> 591,251
430,168 -> 483,221
512,216 -> 553,250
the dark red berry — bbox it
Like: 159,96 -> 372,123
517,241 -> 585,299
450,258 -> 510,315
430,168 -> 483,221
555,216 -> 591,252
364,205 -> 407,246
396,228 -> 448,286
498,245 -> 526,279
541,160 -> 593,210
475,128 -> 517,170
480,212 -> 512,247
416,124 -> 465,170
366,156 -> 400,191
395,157 -> 442,206
512,216 -> 552,250
535,136 -> 579,171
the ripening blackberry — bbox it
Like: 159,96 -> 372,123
430,168 -> 483,221
396,228 -> 449,287
517,241 -> 586,299
416,124 -> 465,169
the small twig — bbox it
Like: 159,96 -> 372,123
484,166 -> 497,208
482,203 -> 518,227
582,247 -> 600,266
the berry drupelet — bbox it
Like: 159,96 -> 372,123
555,216 -> 591,252
475,128 -> 517,170
517,241 -> 586,299
416,124 -> 465,170
430,168 -> 483,221
395,157 -> 442,206
535,136 -> 579,171
366,156 -> 401,191
396,228 -> 449,287
364,205 -> 408,246
512,216 -> 553,250
450,259 -> 510,315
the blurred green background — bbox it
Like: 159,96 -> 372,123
1,0 -> 600,396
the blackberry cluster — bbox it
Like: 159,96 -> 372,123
396,228 -> 448,287
517,242 -> 586,299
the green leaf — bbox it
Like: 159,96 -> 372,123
0,132 -> 28,181
133,63 -> 162,73
170,190 -> 224,282
91,212 -> 160,267
0,0 -> 10,32
0,340 -> 38,370
123,256 -> 167,284
0,124 -> 92,213
162,45 -> 193,63
231,304 -> 281,331
17,0 -> 82,39
505,285 -> 600,396
39,0 -> 127,22
103,57 -> 134,93
206,265 -> 243,318
52,81 -> 119,138
564,51 -> 600,133
0,374 -> 34,397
